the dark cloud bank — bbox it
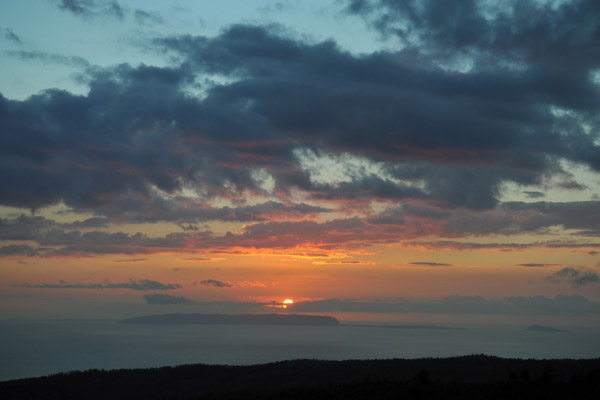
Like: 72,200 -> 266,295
3,0 -> 600,213
1,0 -> 600,258
184,294 -> 600,316
289,294 -> 600,316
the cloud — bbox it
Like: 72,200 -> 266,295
155,22 -> 600,204
134,9 -> 163,25
290,296 -> 500,314
345,0 -> 600,74
0,244 -> 38,256
106,279 -> 182,290
67,217 -> 110,229
409,262 -> 452,267
53,0 -> 125,19
3,28 -> 22,44
291,294 -> 600,315
236,281 -> 267,288
576,229 -> 600,237
2,4 -> 600,262
4,202 -> 600,258
12,278 -> 182,291
143,293 -> 192,305
32,229 -> 191,256
403,240 -> 600,252
199,279 -> 233,288
546,266 -> 600,288
523,191 -> 545,199
58,294 -> 593,316
517,263 -> 562,268
505,294 -> 600,314
0,215 -> 58,241
5,50 -> 90,68
312,260 -> 375,265
50,1 -> 165,27
2,15 -> 599,218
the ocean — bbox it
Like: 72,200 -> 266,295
1,319 -> 599,381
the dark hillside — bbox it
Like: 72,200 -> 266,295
1,356 -> 599,399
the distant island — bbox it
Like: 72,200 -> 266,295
525,324 -> 566,332
119,313 -> 340,326
350,323 -> 463,330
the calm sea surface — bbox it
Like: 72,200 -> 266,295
1,319 -> 599,381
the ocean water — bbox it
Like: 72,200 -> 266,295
1,319 -> 599,381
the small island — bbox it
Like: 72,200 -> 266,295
525,324 -> 566,332
119,313 -> 340,326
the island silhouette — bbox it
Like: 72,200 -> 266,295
119,313 -> 340,326
525,324 -> 566,332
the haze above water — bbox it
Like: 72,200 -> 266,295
1,319 -> 599,381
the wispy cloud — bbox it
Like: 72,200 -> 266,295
53,0 -> 124,20
236,281 -> 267,288
198,279 -> 233,288
409,262 -> 452,267
3,28 -> 22,44
517,263 -> 562,268
312,260 -> 375,265
523,191 -> 545,199
12,279 -> 182,291
134,9 -> 163,25
5,50 -> 90,68
546,266 -> 599,288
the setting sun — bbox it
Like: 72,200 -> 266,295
282,299 -> 294,308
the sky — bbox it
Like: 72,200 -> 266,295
1,0 -> 600,325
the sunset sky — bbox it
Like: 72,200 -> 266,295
1,0 -> 600,325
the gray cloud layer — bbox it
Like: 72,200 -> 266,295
183,294 -> 600,316
290,294 -> 600,315
3,198 -> 600,257
143,293 -> 192,304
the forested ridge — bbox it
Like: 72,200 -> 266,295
2,355 -> 599,399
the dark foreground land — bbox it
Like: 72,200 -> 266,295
2,355 -> 599,399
